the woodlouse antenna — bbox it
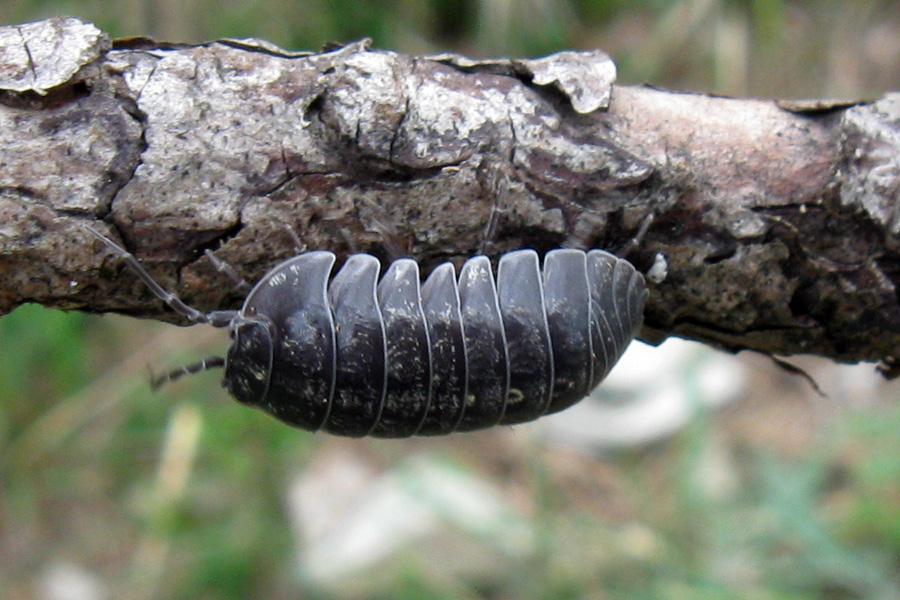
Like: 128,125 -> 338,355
84,223 -> 241,391
83,224 -> 238,328
151,356 -> 227,390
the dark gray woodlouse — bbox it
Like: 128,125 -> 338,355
86,227 -> 646,438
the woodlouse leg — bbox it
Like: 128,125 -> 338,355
616,210 -> 655,259
204,249 -> 251,292
478,164 -> 509,256
282,224 -> 307,254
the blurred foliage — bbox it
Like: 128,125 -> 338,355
1,1 -> 900,599
1,0 -> 898,95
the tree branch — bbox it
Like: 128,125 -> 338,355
2,17 -> 898,370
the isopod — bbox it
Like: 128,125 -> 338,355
86,227 -> 646,437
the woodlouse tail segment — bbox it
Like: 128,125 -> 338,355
151,356 -> 226,390
586,251 -> 621,387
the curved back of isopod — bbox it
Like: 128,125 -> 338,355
234,247 -> 645,437
85,224 -> 646,438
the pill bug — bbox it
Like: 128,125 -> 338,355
86,227 -> 646,438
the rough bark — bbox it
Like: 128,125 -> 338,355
1,17 -> 899,371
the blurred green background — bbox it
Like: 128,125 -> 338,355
2,1 -> 900,599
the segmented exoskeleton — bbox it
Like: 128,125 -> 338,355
87,227 -> 646,437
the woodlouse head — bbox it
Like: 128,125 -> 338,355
223,316 -> 274,407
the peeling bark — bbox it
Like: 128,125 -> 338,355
1,17 -> 899,371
